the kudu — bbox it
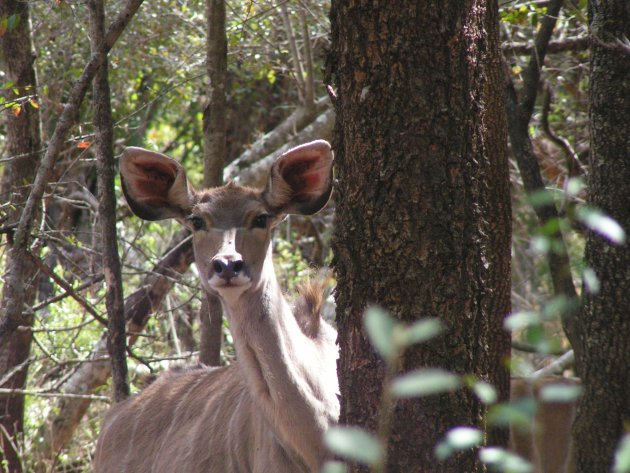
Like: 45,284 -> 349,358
509,375 -> 579,473
93,140 -> 339,473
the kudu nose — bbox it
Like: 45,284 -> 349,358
211,255 -> 244,282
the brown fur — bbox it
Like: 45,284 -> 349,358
509,376 -> 579,473
293,276 -> 331,339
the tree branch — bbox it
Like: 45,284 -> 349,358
504,0 -> 580,347
540,82 -> 583,178
502,36 -> 588,56
24,251 -> 108,327
519,0 -> 564,122
0,388 -> 109,402
300,8 -> 315,108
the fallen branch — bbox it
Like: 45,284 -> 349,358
234,107 -> 335,188
224,96 -> 330,180
532,349 -> 575,379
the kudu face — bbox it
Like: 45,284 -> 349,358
119,140 -> 333,303
188,186 -> 277,297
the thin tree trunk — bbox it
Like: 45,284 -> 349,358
200,0 -> 228,366
572,2 -> 630,471
328,2 -> 510,471
0,1 -> 42,471
504,0 -> 580,348
89,0 -> 129,402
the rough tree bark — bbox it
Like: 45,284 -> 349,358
89,0 -> 130,402
0,2 -> 42,471
327,2 -> 511,472
572,2 -> 630,471
199,0 -> 228,366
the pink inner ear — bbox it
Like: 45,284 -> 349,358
279,155 -> 327,196
133,161 -> 178,198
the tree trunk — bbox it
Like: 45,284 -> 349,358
0,1 -> 42,471
572,2 -> 630,472
327,2 -> 511,472
199,0 -> 228,366
89,0 -> 130,403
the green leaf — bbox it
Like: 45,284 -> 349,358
527,189 -> 558,208
471,380 -> 498,405
504,311 -> 539,331
614,434 -> 630,473
324,427 -> 383,466
582,267 -> 600,294
396,318 -> 444,348
577,206 -> 626,244
542,295 -> 577,320
530,236 -> 551,255
479,447 -> 533,473
390,368 -> 461,398
435,427 -> 483,460
364,306 -> 397,361
8,14 -> 21,32
487,399 -> 536,430
321,461 -> 348,473
539,382 -> 582,403
566,177 -> 585,196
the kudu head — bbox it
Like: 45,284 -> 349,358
119,140 -> 333,301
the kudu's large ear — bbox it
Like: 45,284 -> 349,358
119,147 -> 195,221
262,140 -> 333,216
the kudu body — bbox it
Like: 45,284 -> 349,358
93,141 -> 339,473
509,376 -> 579,473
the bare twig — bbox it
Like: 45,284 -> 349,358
0,388 -> 110,402
281,3 -> 306,101
300,8 -> 315,108
0,357 -> 35,387
540,83 -> 583,178
24,251 -> 108,327
31,274 -> 104,313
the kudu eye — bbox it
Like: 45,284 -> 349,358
190,215 -> 205,231
252,213 -> 271,229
